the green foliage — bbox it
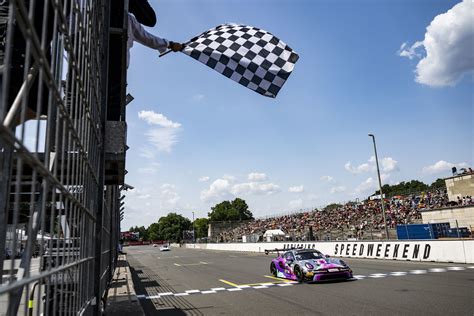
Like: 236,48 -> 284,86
208,198 -> 253,221
193,218 -> 209,239
156,213 -> 191,242
147,223 -> 160,241
373,178 -> 446,197
129,226 -> 148,240
429,178 -> 446,190
323,203 -> 342,212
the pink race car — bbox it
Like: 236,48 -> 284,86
265,248 -> 353,283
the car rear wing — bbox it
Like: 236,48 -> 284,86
264,247 -> 304,255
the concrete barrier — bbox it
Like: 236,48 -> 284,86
181,240 -> 474,263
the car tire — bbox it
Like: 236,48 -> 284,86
270,262 -> 277,277
294,266 -> 304,283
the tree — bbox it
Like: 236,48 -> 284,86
430,178 -> 446,191
373,180 -> 429,197
156,213 -> 191,242
147,223 -> 161,241
129,226 -> 148,240
193,218 -> 209,239
323,203 -> 342,212
208,198 -> 253,221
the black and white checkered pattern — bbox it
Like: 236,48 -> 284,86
182,24 -> 299,98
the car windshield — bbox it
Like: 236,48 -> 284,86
295,251 -> 323,260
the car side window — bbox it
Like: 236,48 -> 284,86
284,252 -> 295,261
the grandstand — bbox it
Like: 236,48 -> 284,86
216,187 -> 473,243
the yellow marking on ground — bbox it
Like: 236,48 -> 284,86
174,263 -> 182,266
219,279 -> 239,287
263,275 -> 293,282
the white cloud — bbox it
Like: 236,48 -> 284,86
231,182 -> 280,196
355,177 -> 375,193
289,199 -> 303,209
138,111 -> 182,153
138,110 -> 181,128
137,162 -> 160,174
380,157 -> 399,172
145,128 -> 180,153
200,178 -> 234,202
247,172 -> 267,182
198,176 -> 210,182
398,0 -> 474,86
200,175 -> 280,202
344,161 -> 371,174
139,148 -> 155,159
422,160 -> 469,174
345,156 -> 399,174
330,186 -> 346,194
320,175 -> 333,182
288,185 -> 304,193
160,184 -> 180,208
397,41 -> 423,60
355,174 -> 391,194
193,94 -> 206,101
123,188 -> 151,200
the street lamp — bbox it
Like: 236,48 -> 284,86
368,133 -> 390,240
192,212 -> 195,243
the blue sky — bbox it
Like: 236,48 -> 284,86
122,0 -> 473,229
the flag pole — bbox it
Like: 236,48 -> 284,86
159,50 -> 173,58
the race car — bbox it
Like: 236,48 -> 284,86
159,245 -> 170,251
265,248 -> 353,282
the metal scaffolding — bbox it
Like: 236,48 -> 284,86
0,0 -> 128,314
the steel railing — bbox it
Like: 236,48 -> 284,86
0,0 -> 126,315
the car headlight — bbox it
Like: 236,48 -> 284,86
305,263 -> 314,270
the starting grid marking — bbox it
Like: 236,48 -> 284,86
137,265 -> 474,300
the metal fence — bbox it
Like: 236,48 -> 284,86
0,0 -> 126,314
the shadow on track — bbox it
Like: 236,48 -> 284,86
129,265 -> 204,316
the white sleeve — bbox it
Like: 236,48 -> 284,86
129,14 -> 168,53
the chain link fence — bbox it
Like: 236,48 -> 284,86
0,0 -> 127,314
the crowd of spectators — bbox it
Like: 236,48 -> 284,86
217,189 -> 472,242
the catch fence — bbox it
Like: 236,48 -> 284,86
1,0 -> 128,315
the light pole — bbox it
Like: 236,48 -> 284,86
368,134 -> 390,240
192,212 -> 195,243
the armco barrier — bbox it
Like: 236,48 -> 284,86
181,240 -> 474,263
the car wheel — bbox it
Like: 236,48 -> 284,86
270,262 -> 277,277
294,266 -> 304,283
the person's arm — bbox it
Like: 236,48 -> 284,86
129,14 -> 168,53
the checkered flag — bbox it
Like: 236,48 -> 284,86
182,24 -> 299,98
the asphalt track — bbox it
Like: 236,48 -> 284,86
126,245 -> 474,315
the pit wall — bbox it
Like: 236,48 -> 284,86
179,240 -> 474,264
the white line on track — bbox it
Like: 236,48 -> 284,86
137,265 -> 472,300
447,266 -> 465,271
211,287 -> 226,291
369,273 -> 387,278
390,272 -> 407,276
185,290 -> 200,294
